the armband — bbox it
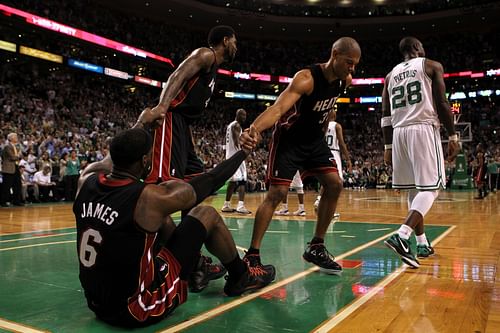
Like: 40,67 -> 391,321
384,144 -> 393,150
380,116 -> 392,128
448,134 -> 458,142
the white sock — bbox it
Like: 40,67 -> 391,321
282,203 -> 288,210
298,204 -> 304,210
398,224 -> 413,240
237,201 -> 244,209
316,195 -> 321,201
416,234 -> 429,246
224,201 -> 231,207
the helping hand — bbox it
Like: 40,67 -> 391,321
240,127 -> 259,153
137,105 -> 167,129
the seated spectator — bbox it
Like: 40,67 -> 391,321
33,165 -> 57,202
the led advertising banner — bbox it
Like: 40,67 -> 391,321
68,59 -> 103,74
0,40 -> 16,52
134,76 -> 161,87
0,4 -> 174,67
104,67 -> 130,80
19,46 -> 63,63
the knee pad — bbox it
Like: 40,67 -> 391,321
410,190 -> 438,217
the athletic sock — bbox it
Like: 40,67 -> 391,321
416,233 -> 429,246
398,224 -> 413,240
223,255 -> 247,280
247,247 -> 260,256
237,201 -> 244,209
298,204 -> 304,210
310,237 -> 324,245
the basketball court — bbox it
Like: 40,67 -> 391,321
0,189 -> 498,332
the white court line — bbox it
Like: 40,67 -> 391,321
0,232 -> 76,244
340,235 -> 355,238
157,230 -> 398,333
0,240 -> 75,252
0,226 -> 74,237
0,317 -> 49,333
312,225 -> 457,333
367,228 -> 392,232
267,231 -> 289,234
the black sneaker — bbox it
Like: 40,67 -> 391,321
224,262 -> 276,296
188,255 -> 227,293
384,234 -> 420,268
302,243 -> 342,275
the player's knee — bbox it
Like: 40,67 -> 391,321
267,185 -> 288,205
323,174 -> 343,193
188,205 -> 220,228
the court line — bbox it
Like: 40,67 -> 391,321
340,235 -> 355,238
367,228 -> 392,232
0,240 -> 75,252
0,317 -> 50,333
157,229 -> 400,333
0,226 -> 75,237
311,225 -> 457,333
0,232 -> 76,244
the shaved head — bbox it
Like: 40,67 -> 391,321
235,108 -> 246,124
332,37 -> 361,56
399,36 -> 425,57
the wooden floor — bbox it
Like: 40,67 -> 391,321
0,189 -> 498,332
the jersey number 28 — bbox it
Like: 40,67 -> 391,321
391,81 -> 422,109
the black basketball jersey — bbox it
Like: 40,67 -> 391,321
74,174 -> 150,311
276,64 -> 347,141
170,48 -> 217,122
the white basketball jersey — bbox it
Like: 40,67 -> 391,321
225,120 -> 241,158
326,121 -> 340,151
387,57 -> 439,128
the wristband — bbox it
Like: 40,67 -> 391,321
381,116 -> 392,128
384,144 -> 392,150
448,134 -> 458,142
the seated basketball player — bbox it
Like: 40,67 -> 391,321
74,108 -> 275,327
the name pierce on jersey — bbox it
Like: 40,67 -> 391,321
81,202 -> 119,225
393,69 -> 417,83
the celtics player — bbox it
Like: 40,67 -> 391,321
382,37 -> 460,268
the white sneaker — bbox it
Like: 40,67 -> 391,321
313,198 -> 320,214
293,209 -> 306,216
275,208 -> 289,216
236,206 -> 251,214
221,205 -> 236,213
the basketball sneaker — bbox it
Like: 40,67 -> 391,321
275,208 -> 289,216
224,261 -> 276,296
189,255 -> 227,293
384,234 -> 420,268
293,209 -> 306,216
313,198 -> 320,214
221,204 -> 236,212
416,244 -> 435,258
302,243 -> 342,275
236,206 -> 252,214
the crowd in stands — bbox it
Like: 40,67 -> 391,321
0,0 -> 498,206
5,0 -> 499,79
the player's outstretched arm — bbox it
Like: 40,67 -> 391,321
381,73 -> 393,166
